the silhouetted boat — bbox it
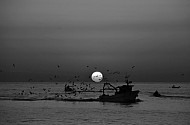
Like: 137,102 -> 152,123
172,85 -> 181,88
98,79 -> 139,103
153,90 -> 161,97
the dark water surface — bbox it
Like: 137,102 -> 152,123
0,82 -> 190,125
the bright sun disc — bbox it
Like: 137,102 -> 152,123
91,71 -> 103,82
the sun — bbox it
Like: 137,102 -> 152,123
91,71 -> 103,82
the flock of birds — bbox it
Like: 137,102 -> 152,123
15,81 -> 98,99
10,64 -> 134,100
1,63 -> 186,101
4,63 -> 137,99
0,63 -> 186,81
1,63 -> 185,84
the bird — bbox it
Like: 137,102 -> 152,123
132,66 -> 135,69
181,73 -> 185,76
57,65 -> 60,68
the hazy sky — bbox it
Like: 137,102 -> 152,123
0,0 -> 190,82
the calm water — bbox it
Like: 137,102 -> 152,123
0,82 -> 190,125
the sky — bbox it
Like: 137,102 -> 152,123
0,0 -> 190,82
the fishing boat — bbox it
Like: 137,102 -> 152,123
153,90 -> 161,97
172,85 -> 181,88
98,79 -> 140,103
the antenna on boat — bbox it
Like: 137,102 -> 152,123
125,72 -> 130,85
124,66 -> 136,85
125,72 -> 133,86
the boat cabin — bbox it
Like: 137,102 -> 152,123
116,85 -> 133,94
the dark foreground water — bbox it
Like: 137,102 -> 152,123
0,82 -> 190,125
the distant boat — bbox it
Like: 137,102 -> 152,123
98,79 -> 139,103
172,85 -> 181,88
153,90 -> 161,97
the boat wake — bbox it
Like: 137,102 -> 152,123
160,95 -> 190,99
0,95 -> 142,103
147,92 -> 190,99
0,96 -> 99,102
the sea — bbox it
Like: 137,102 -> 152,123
0,82 -> 190,125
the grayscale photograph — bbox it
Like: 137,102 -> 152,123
0,0 -> 190,124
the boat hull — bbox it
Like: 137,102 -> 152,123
98,90 -> 139,103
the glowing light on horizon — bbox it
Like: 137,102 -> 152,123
91,71 -> 103,82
